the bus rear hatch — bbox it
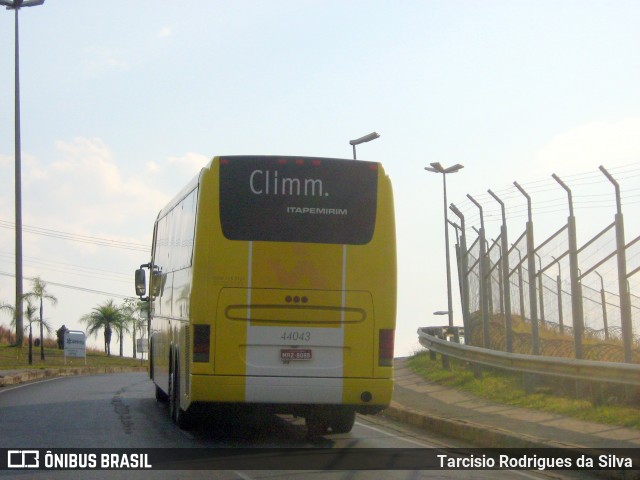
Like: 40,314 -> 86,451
214,287 -> 375,379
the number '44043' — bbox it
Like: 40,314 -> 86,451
281,331 -> 311,342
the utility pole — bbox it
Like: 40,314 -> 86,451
0,0 -> 45,345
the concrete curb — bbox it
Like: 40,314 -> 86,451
0,366 -> 147,387
382,402 -> 637,480
382,401 -> 580,450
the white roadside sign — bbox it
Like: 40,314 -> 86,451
64,330 -> 87,364
136,338 -> 148,353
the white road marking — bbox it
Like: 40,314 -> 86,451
233,471 -> 254,480
0,376 -> 65,394
354,420 -> 435,448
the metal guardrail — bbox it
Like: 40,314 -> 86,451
418,327 -> 640,387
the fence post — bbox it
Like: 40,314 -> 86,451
553,174 -> 584,360
450,204 -> 471,345
486,237 -> 495,316
496,253 -> 504,316
450,220 -> 463,305
488,190 -> 513,353
514,182 -> 540,355
467,194 -> 491,348
513,244 -> 525,320
599,166 -> 633,363
536,253 -> 546,327
595,271 -> 609,340
552,256 -> 565,334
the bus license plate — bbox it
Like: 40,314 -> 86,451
280,349 -> 312,361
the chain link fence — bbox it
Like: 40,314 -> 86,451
451,167 -> 639,363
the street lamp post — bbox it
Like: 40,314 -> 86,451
424,162 -> 464,327
349,132 -> 380,160
1,0 -> 45,345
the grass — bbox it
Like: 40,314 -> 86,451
0,343 -> 145,370
0,325 -> 145,371
408,350 -> 640,430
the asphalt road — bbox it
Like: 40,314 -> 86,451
0,373 -> 591,480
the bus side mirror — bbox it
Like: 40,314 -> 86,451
135,268 -> 146,297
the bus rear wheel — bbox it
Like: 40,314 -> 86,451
169,351 -> 193,430
305,406 -> 356,435
305,412 -> 329,436
329,407 -> 356,434
155,384 -> 169,403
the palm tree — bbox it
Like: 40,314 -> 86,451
0,302 -> 13,318
5,299 -> 41,365
28,305 -> 52,363
121,298 -> 146,359
23,301 -> 38,365
135,299 -> 149,358
80,299 -> 122,356
23,277 -> 57,361
0,302 -> 16,344
113,310 -> 129,358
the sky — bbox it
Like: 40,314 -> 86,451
0,0 -> 639,357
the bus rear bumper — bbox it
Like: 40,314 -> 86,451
189,374 -> 393,413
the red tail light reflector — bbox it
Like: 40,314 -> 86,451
193,325 -> 210,363
378,329 -> 395,367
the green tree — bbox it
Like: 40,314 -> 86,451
23,277 -> 58,361
4,299 -> 46,365
0,302 -> 16,344
23,301 -> 38,365
121,298 -> 147,359
114,308 -> 129,358
0,302 -> 13,319
80,299 -> 122,356
135,300 -> 149,358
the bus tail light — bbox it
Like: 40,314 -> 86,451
193,325 -> 210,363
378,329 -> 394,367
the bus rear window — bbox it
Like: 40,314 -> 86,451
219,156 -> 378,245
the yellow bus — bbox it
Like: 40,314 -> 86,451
135,155 -> 396,433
